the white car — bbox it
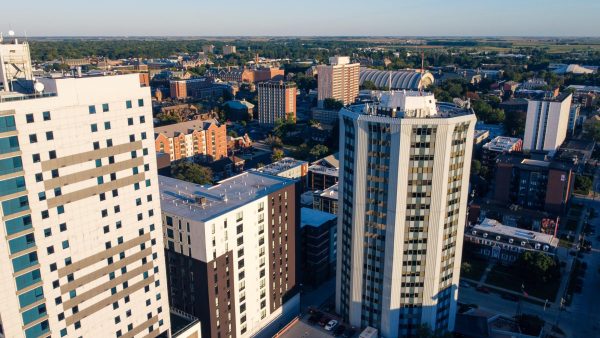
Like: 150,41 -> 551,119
324,320 -> 338,331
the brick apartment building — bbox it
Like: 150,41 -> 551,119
493,152 -> 575,213
155,119 -> 227,163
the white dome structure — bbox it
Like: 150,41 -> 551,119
359,67 -> 435,90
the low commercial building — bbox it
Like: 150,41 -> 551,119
159,172 -> 300,338
254,157 -> 308,182
481,136 -> 523,167
155,119 -> 227,163
493,153 -> 575,213
307,153 -> 339,191
464,218 -> 559,264
312,183 -> 338,215
299,208 -> 337,286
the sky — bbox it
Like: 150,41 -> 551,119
1,0 -> 599,37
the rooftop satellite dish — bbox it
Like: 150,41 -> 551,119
34,82 -> 45,93
8,30 -> 15,37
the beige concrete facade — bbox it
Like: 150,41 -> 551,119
0,73 -> 171,338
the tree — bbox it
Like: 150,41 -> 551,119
471,159 -> 482,176
574,175 -> 593,195
515,251 -> 560,286
361,80 -> 378,90
323,98 -> 344,111
309,144 -> 329,160
584,122 -> 600,142
227,130 -> 238,138
171,161 -> 213,185
265,135 -> 283,149
271,148 -> 285,162
504,110 -> 526,137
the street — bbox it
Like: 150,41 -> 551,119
458,196 -> 600,337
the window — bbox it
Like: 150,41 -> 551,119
89,105 -> 96,114
43,111 -> 51,121
60,223 -> 67,232
38,192 -> 46,201
141,132 -> 147,140
106,139 -> 113,147
41,210 -> 49,219
46,131 -> 54,141
32,154 -> 40,163
126,100 -> 132,109
140,116 -> 146,123
62,240 -> 69,249
29,134 -> 38,143
26,114 -> 34,123
102,103 -> 109,112
93,142 -> 100,150
138,99 -> 144,107
44,228 -> 52,237
49,151 -> 56,159
55,188 -> 62,196
35,173 -> 43,182
104,121 -> 111,130
91,124 -> 98,132
128,118 -> 134,126
47,246 -> 54,255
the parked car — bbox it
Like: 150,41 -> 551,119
325,320 -> 338,331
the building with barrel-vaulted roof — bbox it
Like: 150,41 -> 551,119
359,67 -> 434,90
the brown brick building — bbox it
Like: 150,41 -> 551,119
493,152 -> 575,213
155,119 -> 227,163
160,172 -> 300,338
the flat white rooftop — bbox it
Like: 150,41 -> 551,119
473,218 -> 558,246
159,171 -> 295,222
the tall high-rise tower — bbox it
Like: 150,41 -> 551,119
0,39 -> 170,338
336,91 -> 476,337
317,57 -> 360,108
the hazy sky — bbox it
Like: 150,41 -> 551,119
1,0 -> 598,37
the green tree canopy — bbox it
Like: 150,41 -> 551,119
171,161 -> 213,185
271,148 -> 285,162
323,98 -> 344,111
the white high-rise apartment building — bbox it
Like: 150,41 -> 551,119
0,38 -> 170,338
317,57 -> 360,108
159,172 -> 299,338
336,91 -> 476,337
523,92 -> 572,152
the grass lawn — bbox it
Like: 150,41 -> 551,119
486,264 -> 560,301
460,255 -> 488,281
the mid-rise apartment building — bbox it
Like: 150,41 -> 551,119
481,136 -> 522,168
222,45 -> 236,55
0,39 -> 170,338
257,81 -> 296,125
336,91 -> 476,337
317,57 -> 360,107
159,172 -> 299,338
523,92 -> 573,152
493,152 -> 575,213
155,119 -> 227,163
